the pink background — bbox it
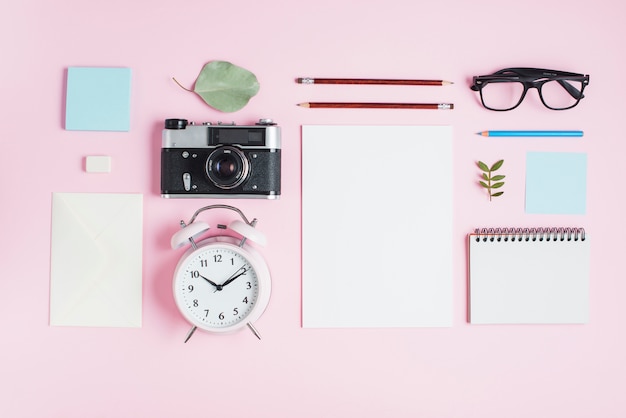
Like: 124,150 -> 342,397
2,0 -> 625,417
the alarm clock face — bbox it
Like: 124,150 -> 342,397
173,242 -> 262,332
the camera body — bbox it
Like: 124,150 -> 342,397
161,118 -> 281,199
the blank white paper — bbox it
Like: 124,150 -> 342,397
302,125 -> 453,328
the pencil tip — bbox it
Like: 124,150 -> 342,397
443,80 -> 454,85
295,78 -> 303,83
297,102 -> 310,108
477,131 -> 488,136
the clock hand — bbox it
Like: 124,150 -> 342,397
220,266 -> 248,288
198,274 -> 221,290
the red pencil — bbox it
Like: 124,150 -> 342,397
298,102 -> 454,110
296,77 -> 453,86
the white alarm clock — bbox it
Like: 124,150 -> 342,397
170,205 -> 271,342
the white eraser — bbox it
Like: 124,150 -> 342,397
85,156 -> 111,173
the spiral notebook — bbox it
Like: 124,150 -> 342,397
468,228 -> 590,324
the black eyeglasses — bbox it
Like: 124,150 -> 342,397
470,68 -> 589,111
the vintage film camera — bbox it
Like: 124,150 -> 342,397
161,118 -> 281,199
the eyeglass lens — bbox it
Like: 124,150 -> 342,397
540,79 -> 584,109
481,79 -> 584,110
480,82 -> 525,110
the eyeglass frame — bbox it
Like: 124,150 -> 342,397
470,67 -> 590,111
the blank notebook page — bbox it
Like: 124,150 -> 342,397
469,230 -> 590,324
302,125 -> 453,328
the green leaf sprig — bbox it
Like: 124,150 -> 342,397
173,61 -> 260,113
478,159 -> 505,201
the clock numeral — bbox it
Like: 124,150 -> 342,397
246,282 -> 252,289
242,297 -> 248,304
233,308 -> 239,316
204,309 -> 209,317
200,259 -> 208,267
188,285 -> 194,292
213,254 -> 222,263
190,270 -> 199,279
219,312 -> 225,320
230,257 -> 235,265
193,299 -> 199,307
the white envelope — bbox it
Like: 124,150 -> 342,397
50,193 -> 143,327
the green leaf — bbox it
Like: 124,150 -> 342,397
175,61 -> 260,112
195,61 -> 260,112
490,159 -> 504,171
476,159 -> 506,201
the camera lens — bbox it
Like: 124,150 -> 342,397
215,158 -> 237,178
206,146 -> 250,189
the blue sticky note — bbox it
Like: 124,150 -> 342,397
65,67 -> 131,131
526,151 -> 587,214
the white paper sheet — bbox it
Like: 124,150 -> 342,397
302,125 -> 453,328
50,193 -> 143,327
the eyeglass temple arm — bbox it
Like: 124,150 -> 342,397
502,68 -> 586,99
557,79 -> 585,100
503,67 -> 582,78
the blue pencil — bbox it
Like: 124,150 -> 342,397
478,130 -> 584,137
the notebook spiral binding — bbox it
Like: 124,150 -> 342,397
473,227 -> 586,242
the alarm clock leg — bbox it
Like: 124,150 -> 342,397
183,325 -> 197,343
247,322 -> 262,340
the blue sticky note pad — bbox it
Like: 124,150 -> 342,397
65,67 -> 131,131
526,151 -> 587,214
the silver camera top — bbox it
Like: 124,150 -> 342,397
162,118 -> 281,149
